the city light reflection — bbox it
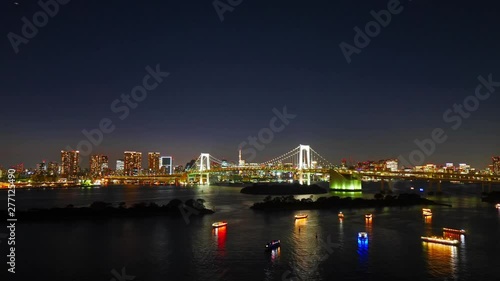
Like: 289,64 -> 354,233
365,217 -> 373,237
270,247 -> 281,262
213,226 -> 227,257
424,215 -> 432,224
357,234 -> 369,269
423,242 -> 458,279
294,217 -> 307,236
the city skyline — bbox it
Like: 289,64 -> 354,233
2,2 -> 500,280
4,146 -> 500,173
2,1 -> 500,173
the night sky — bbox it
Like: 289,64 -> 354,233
1,0 -> 499,169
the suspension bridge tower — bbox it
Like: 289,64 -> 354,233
298,144 -> 311,185
199,153 -> 211,185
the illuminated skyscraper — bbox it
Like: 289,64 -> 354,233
385,159 -> 398,172
48,161 -> 59,176
160,156 -> 173,175
90,154 -> 109,177
148,152 -> 160,174
493,156 -> 500,175
238,149 -> 245,167
60,150 -> 79,178
116,159 -> 124,175
124,151 -> 142,176
36,161 -> 47,174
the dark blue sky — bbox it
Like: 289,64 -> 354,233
1,0 -> 499,169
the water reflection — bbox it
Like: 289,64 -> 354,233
365,217 -> 373,237
213,226 -> 227,257
423,242 -> 459,279
331,191 -> 364,199
270,247 -> 280,262
424,215 -> 432,224
357,235 -> 369,270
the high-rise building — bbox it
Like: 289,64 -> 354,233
116,159 -> 124,175
458,163 -> 470,174
60,150 -> 79,178
101,157 -> 109,174
238,149 -> 245,167
424,164 -> 436,172
173,165 -> 184,173
160,156 -> 173,175
385,159 -> 398,172
492,156 -> 500,175
148,152 -> 160,174
90,154 -> 109,177
124,151 -> 142,176
48,161 -> 59,176
36,161 -> 47,174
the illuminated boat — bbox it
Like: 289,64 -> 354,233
365,214 -> 372,219
442,228 -> 466,235
212,221 -> 227,228
421,236 -> 459,245
265,240 -> 281,250
422,208 -> 432,216
294,214 -> 308,219
496,203 -> 500,209
338,212 -> 344,218
358,232 -> 368,240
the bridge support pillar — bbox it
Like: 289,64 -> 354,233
380,179 -> 384,192
387,179 -> 393,192
199,153 -> 211,185
437,180 -> 442,193
489,182 -> 492,193
298,145 -> 311,185
298,172 -> 311,185
199,173 -> 210,185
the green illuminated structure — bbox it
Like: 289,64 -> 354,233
329,170 -> 362,191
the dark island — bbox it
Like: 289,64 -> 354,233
251,193 -> 451,210
6,198 -> 214,221
240,183 -> 328,195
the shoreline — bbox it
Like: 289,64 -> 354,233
4,199 -> 214,221
240,183 -> 328,195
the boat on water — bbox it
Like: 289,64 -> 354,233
442,228 -> 466,235
358,232 -> 368,240
265,240 -> 280,250
365,214 -> 373,219
295,214 -> 308,219
421,236 -> 460,245
338,212 -> 344,219
212,221 -> 228,228
422,208 -> 432,216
